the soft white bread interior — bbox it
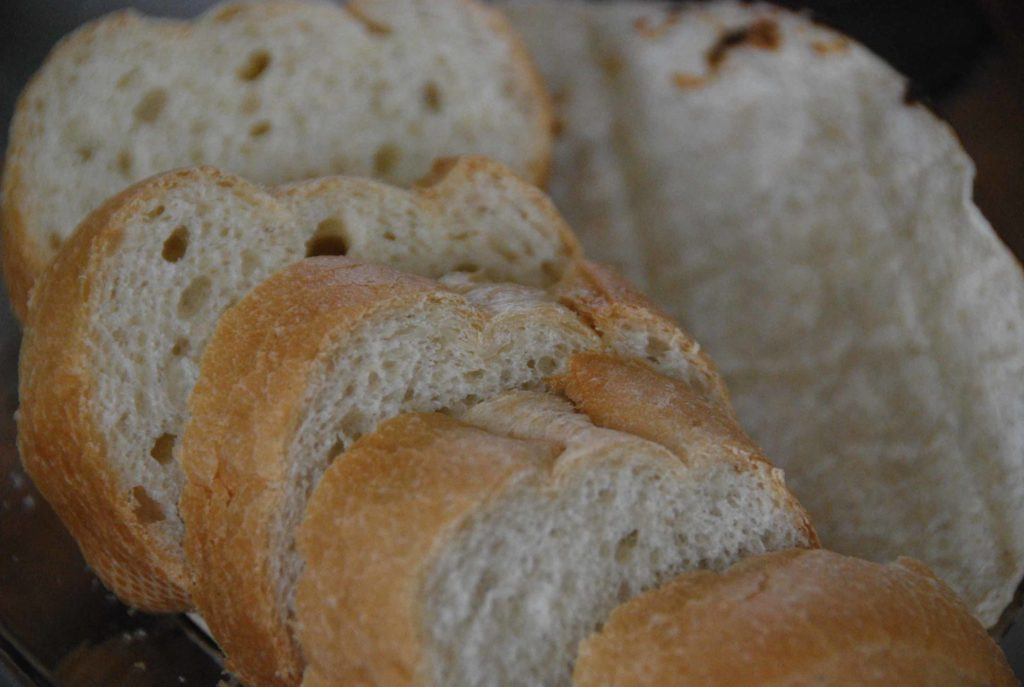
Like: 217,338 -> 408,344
2,0 -> 551,318
296,387 -> 815,687
573,548 -> 1019,687
503,0 -> 1024,626
16,157 -> 578,612
181,257 -> 811,687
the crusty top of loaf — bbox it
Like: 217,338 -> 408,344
573,548 -> 1019,686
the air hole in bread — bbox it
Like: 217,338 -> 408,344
537,356 -> 558,375
76,146 -> 94,162
454,262 -> 479,273
161,226 -> 189,263
241,92 -> 261,114
116,149 -> 133,178
422,81 -> 443,112
249,120 -> 272,138
48,233 -> 62,252
373,144 -> 400,175
115,70 -> 137,90
305,217 -> 349,257
146,204 -> 165,220
171,338 -> 190,356
132,487 -> 165,524
541,260 -> 561,281
134,88 -> 168,124
177,276 -> 212,319
382,231 -> 396,242
345,4 -> 393,35
614,530 -> 639,563
238,50 -> 272,81
240,250 -> 259,277
149,433 -> 176,465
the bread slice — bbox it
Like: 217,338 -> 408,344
16,156 -> 579,613
295,390 -> 814,687
573,549 -> 1018,687
180,257 -> 802,687
503,0 -> 1024,627
1,0 -> 551,319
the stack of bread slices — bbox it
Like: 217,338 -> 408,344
4,1 -> 1017,686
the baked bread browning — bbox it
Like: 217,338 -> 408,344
572,549 -> 1019,687
1,0 -> 552,318
504,0 -> 1024,626
180,257 -> 814,687
17,156 -> 579,612
296,390 -> 815,687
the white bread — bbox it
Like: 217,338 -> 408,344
504,0 -> 1024,627
180,257 -> 812,687
2,0 -> 551,319
296,393 -> 815,687
16,156 -> 579,613
573,549 -> 1019,687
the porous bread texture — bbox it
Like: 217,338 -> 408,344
504,0 -> 1024,626
181,257 -> 751,687
17,156 -> 579,611
572,549 -> 1019,687
295,391 -> 814,687
439,393 -> 812,687
2,0 -> 551,318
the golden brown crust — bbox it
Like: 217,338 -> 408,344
573,549 -> 1018,687
180,258 -> 453,687
17,171 -> 211,611
295,412 -> 560,687
15,152 -> 577,618
0,156 -> 39,322
553,260 -> 730,404
552,353 -> 818,547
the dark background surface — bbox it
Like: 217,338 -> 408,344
0,1 -> 1023,685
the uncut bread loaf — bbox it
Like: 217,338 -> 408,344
1,0 -> 551,319
503,0 -> 1024,626
181,258 -> 813,687
296,364 -> 815,687
17,156 -> 578,613
572,549 -> 1018,687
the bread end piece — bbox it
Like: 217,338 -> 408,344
573,548 -> 1019,687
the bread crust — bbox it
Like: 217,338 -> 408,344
16,154 -> 579,617
17,171 -> 215,611
554,260 -> 729,403
552,353 -> 818,547
295,412 -> 561,687
0,0 -> 553,319
572,549 -> 1019,687
180,258 -> 455,687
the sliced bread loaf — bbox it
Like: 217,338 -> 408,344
17,156 -> 578,613
503,0 -> 1024,626
2,0 -> 551,318
180,257 -> 812,687
295,387 -> 813,687
573,549 -> 1018,686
